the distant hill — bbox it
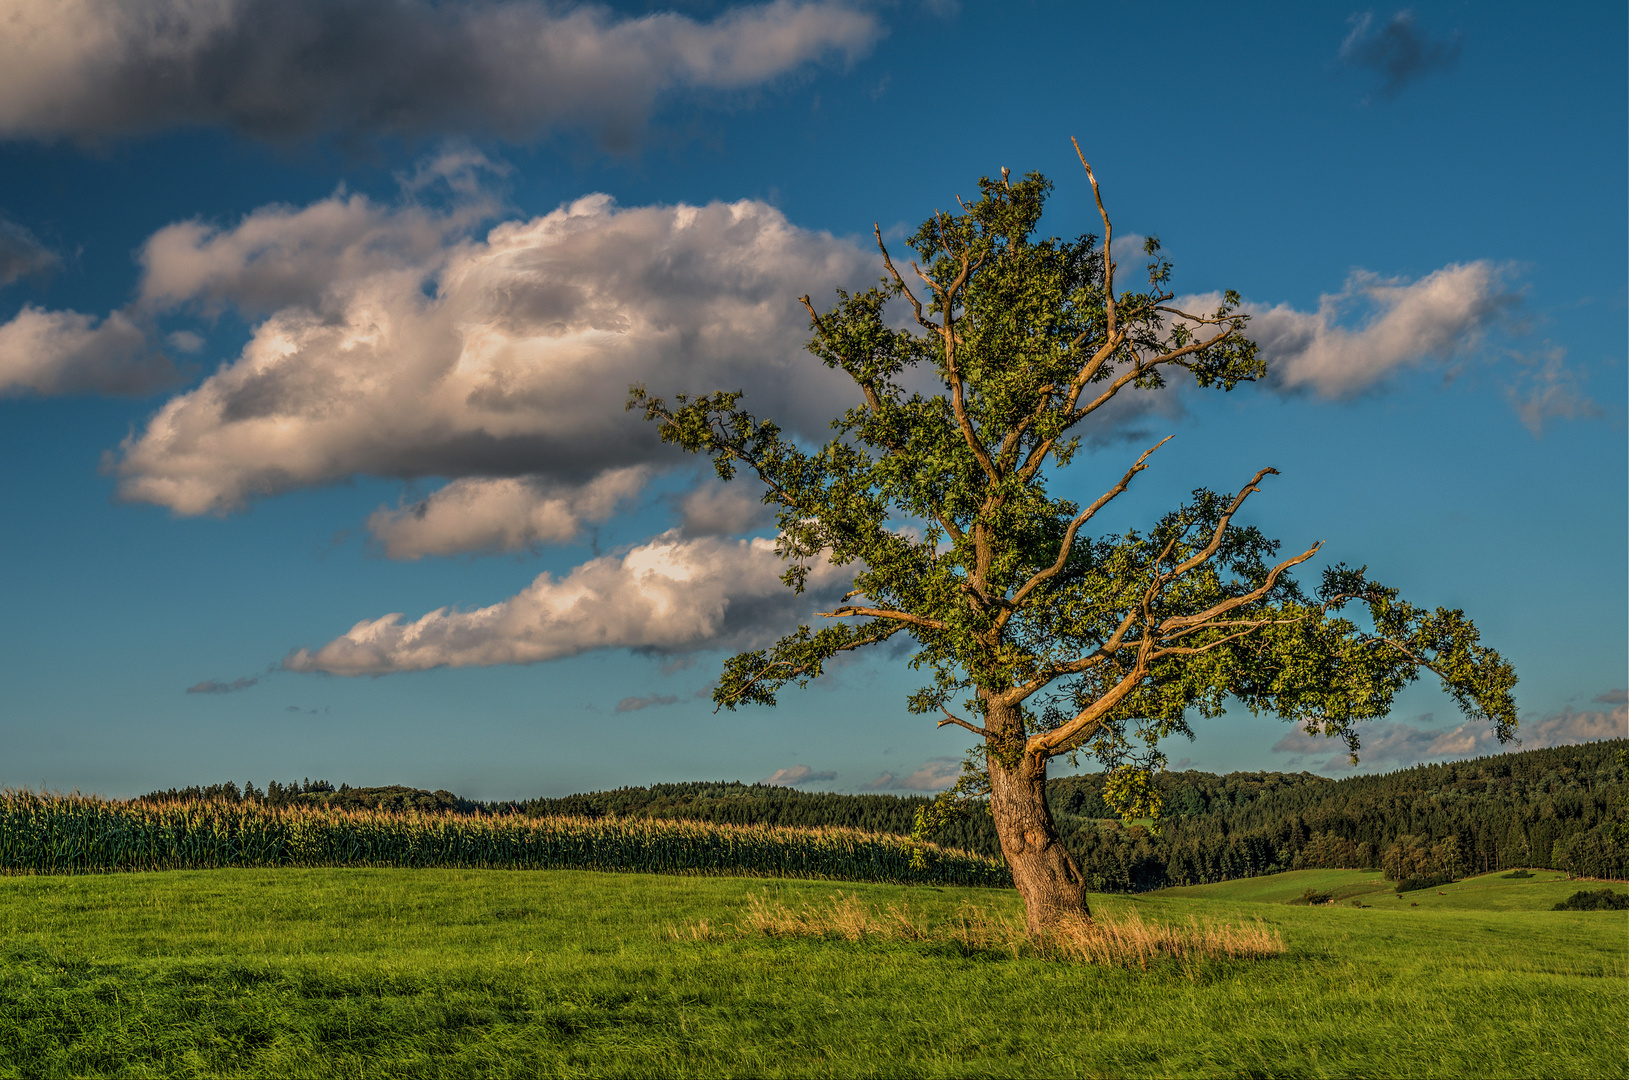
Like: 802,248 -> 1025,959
138,738 -> 1626,891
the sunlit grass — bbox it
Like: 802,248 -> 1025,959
0,867 -> 1622,1078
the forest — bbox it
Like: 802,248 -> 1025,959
138,739 -> 1626,891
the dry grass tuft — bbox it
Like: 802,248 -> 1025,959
674,892 -> 1284,967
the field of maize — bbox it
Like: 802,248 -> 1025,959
0,792 -> 1012,888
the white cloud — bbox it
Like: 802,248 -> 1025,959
113,185 -> 875,522
1181,261 -> 1515,398
864,757 -> 961,791
0,0 -> 881,146
367,467 -> 649,559
0,304 -> 176,395
1273,704 -> 1627,772
760,764 -> 837,786
283,530 -> 850,675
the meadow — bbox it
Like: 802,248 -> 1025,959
0,866 -> 1622,1079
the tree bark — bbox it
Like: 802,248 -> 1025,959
984,696 -> 1091,935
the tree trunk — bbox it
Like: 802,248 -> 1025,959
984,697 -> 1091,935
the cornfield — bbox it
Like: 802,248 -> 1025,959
0,792 -> 1011,888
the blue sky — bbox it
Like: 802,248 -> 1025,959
0,0 -> 1623,800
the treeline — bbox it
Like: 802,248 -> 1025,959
1055,740 -> 1626,889
136,739 -> 1626,891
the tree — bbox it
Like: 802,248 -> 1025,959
630,144 -> 1518,934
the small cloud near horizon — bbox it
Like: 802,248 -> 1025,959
1273,702 -> 1626,772
864,757 -> 961,791
1592,688 -> 1626,705
759,764 -> 837,786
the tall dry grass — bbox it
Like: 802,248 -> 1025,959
676,891 -> 1284,967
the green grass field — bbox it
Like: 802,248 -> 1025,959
1150,867 -> 1595,909
0,868 -> 1623,1078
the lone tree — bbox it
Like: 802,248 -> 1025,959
631,145 -> 1517,934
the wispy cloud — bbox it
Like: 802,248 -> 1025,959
1593,689 -> 1627,706
614,693 -> 679,713
1339,10 -> 1463,100
0,0 -> 883,147
864,757 -> 961,791
1503,343 -> 1605,436
759,764 -> 837,786
1274,703 -> 1627,772
0,218 -> 59,286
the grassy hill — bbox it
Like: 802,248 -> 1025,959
1152,867 -> 1604,911
0,867 -> 1621,1078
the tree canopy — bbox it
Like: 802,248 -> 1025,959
631,146 -> 1517,931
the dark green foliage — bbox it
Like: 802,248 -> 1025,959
1396,874 -> 1453,894
1291,888 -> 1334,905
1551,889 -> 1628,911
138,780 -> 488,815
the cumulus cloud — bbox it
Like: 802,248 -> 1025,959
1274,704 -> 1627,772
186,674 -> 260,694
1594,689 -> 1627,706
1178,261 -> 1515,399
677,479 -> 774,537
0,304 -> 177,395
1339,10 -> 1462,100
614,692 -> 679,713
0,0 -> 879,146
0,219 -> 59,285
113,185 -> 873,526
864,757 -> 961,791
759,764 -> 837,786
0,0 -> 880,146
283,529 -> 849,675
368,467 -> 649,559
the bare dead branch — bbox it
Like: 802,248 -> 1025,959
1163,467 -> 1278,583
874,225 -> 933,333
1073,137 -> 1116,338
937,706 -> 989,737
820,605 -> 951,632
1008,436 -> 1173,609
1157,541 -> 1322,634
800,294 -> 881,412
